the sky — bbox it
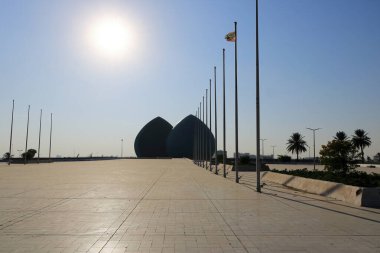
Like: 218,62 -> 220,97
0,0 -> 379,159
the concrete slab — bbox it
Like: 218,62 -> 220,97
0,159 -> 379,252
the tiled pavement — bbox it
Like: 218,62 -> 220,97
0,159 -> 379,253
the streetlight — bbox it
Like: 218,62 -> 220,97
306,127 -> 321,170
260,138 -> 267,158
271,145 -> 276,159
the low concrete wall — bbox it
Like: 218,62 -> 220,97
261,171 -> 380,208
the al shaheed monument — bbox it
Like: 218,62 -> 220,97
134,115 -> 215,159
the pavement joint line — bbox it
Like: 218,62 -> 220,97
95,167 -> 169,253
191,166 -> 250,253
0,185 -> 100,230
0,199 -> 69,230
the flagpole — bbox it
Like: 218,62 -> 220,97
8,99 -> 14,165
214,66 -> 218,175
38,109 -> 42,163
49,113 -> 52,162
24,105 -> 30,165
209,79 -> 212,172
234,21 -> 239,183
202,96 -> 205,168
198,106 -> 202,167
193,111 -> 195,162
194,109 -> 198,164
196,107 -> 199,166
205,89 -> 208,169
223,49 -> 226,178
200,102 -> 202,167
256,0 -> 261,192
198,107 -> 200,166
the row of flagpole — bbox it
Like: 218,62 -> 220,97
7,99 -> 53,165
193,0 -> 261,192
193,22 -> 240,182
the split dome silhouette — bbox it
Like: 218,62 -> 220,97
134,115 -> 215,158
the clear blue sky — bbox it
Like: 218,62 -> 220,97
1,0 -> 379,159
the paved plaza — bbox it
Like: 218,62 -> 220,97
0,159 -> 379,253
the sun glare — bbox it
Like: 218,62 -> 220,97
90,16 -> 130,58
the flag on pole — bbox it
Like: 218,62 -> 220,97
225,31 -> 236,42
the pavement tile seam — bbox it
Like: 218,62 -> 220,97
96,167 -> 169,252
189,170 -> 252,253
0,185 -> 106,231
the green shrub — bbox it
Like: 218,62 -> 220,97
21,149 -> 37,160
270,168 -> 380,187
278,155 -> 291,162
320,139 -> 359,174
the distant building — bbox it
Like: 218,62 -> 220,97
233,153 -> 273,160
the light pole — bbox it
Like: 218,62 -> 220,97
271,145 -> 276,159
260,138 -> 267,158
306,127 -> 321,170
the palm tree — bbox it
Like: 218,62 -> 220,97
334,131 -> 348,141
286,132 -> 308,161
352,129 -> 372,162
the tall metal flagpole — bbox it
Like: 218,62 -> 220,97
202,96 -> 205,168
214,66 -> 218,175
234,21 -> 239,183
194,111 -> 197,163
256,0 -> 261,192
199,102 -> 204,167
38,109 -> 42,163
205,89 -> 208,169
196,109 -> 198,165
24,105 -> 30,165
49,113 -> 52,162
209,79 -> 212,171
198,106 -> 202,167
256,0 -> 262,192
8,99 -> 15,165
222,49 -> 227,178
197,106 -> 202,166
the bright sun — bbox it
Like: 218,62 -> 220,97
90,16 -> 130,58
